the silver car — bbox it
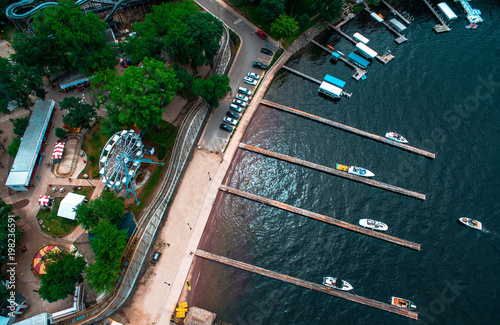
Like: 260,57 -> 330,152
243,76 -> 257,86
238,87 -> 252,96
223,116 -> 237,126
235,94 -> 248,102
232,99 -> 248,108
248,72 -> 260,79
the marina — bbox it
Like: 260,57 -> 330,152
456,0 -> 483,24
261,100 -> 437,159
238,143 -> 427,200
219,185 -> 422,250
196,249 -> 419,319
381,0 -> 412,25
363,6 -> 408,44
421,0 -> 452,33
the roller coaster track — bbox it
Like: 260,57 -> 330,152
53,26 -> 231,325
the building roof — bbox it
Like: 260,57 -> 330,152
59,71 -> 89,89
57,193 -> 86,220
14,313 -> 49,325
5,100 -> 54,188
184,307 -> 217,325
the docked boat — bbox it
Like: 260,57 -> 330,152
458,217 -> 483,231
385,132 -> 409,144
466,23 -> 478,29
391,296 -> 417,310
348,166 -> 375,178
323,277 -> 353,291
359,219 -> 388,231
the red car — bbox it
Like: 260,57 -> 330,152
256,30 -> 268,40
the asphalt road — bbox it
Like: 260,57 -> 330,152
195,0 -> 280,151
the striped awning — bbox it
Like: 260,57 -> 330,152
52,142 -> 65,160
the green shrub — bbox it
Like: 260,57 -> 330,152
7,137 -> 21,157
88,155 -> 96,162
92,170 -> 100,179
157,146 -> 168,160
55,127 -> 67,139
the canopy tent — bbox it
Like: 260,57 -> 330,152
37,195 -> 50,207
32,245 -> 62,277
57,193 -> 86,220
52,142 -> 65,160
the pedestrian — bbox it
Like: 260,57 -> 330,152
31,184 -> 35,188
190,251 -> 194,255
68,178 -> 72,183
167,243 -> 170,247
36,176 -> 41,180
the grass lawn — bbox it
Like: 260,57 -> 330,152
36,199 -> 78,237
80,123 -> 109,179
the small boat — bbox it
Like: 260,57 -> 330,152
391,296 -> 417,310
458,217 -> 483,231
323,277 -> 353,291
348,166 -> 375,178
385,132 -> 408,144
359,219 -> 388,231
466,23 -> 478,29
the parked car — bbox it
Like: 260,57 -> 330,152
261,47 -> 273,56
238,87 -> 252,96
243,76 -> 257,86
119,57 -> 132,68
230,103 -> 243,112
236,94 -> 248,102
252,61 -> 268,69
151,251 -> 161,263
223,116 -> 237,126
248,72 -> 260,79
256,30 -> 268,40
220,123 -> 233,132
232,100 -> 247,108
226,110 -> 239,119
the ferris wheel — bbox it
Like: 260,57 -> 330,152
99,130 -> 163,204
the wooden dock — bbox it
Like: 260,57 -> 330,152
381,0 -> 411,25
282,65 -> 321,84
261,100 -> 436,159
238,143 -> 426,200
196,249 -> 419,320
327,22 -> 356,45
308,39 -> 367,81
421,0 -> 451,33
220,185 -> 421,250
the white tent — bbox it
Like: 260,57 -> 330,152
57,193 -> 86,220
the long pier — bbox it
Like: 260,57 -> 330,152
238,143 -> 426,200
381,0 -> 411,25
309,39 -> 367,81
364,7 -> 407,44
282,65 -> 321,84
261,100 -> 436,159
327,22 -> 356,45
220,185 -> 421,250
421,0 -> 451,33
196,249 -> 419,319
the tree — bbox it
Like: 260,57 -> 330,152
7,137 -> 21,157
10,117 -> 29,136
258,0 -> 286,24
311,0 -> 343,22
87,219 -> 127,293
108,58 -> 181,132
297,14 -> 312,32
59,97 -> 97,130
0,58 -> 47,112
55,127 -> 67,139
0,199 -> 21,269
29,0 -> 115,74
38,250 -> 86,303
172,65 -> 194,97
271,14 -> 299,40
191,75 -> 231,107
74,191 -> 125,232
185,13 -> 224,69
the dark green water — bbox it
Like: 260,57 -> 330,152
194,1 -> 500,324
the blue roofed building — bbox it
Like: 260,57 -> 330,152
5,100 -> 54,191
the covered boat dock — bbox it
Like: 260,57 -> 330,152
348,52 -> 370,68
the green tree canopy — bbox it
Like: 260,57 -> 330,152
29,0 -> 115,74
38,250 -> 87,303
184,13 -> 224,69
271,14 -> 299,40
87,219 -> 127,293
55,127 -> 67,139
297,14 -> 312,32
74,191 -> 125,232
258,0 -> 286,24
0,199 -> 21,268
10,117 -> 29,137
108,58 -> 181,132
311,0 -> 343,22
59,97 -> 97,130
7,137 -> 21,157
191,75 -> 231,107
0,58 -> 47,112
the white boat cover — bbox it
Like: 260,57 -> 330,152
356,43 -> 378,58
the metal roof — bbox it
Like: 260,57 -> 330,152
6,100 -> 54,188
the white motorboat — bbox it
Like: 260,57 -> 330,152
391,296 -> 417,310
359,219 -> 388,231
385,132 -> 409,144
458,217 -> 483,231
322,277 -> 353,291
348,166 -> 375,178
